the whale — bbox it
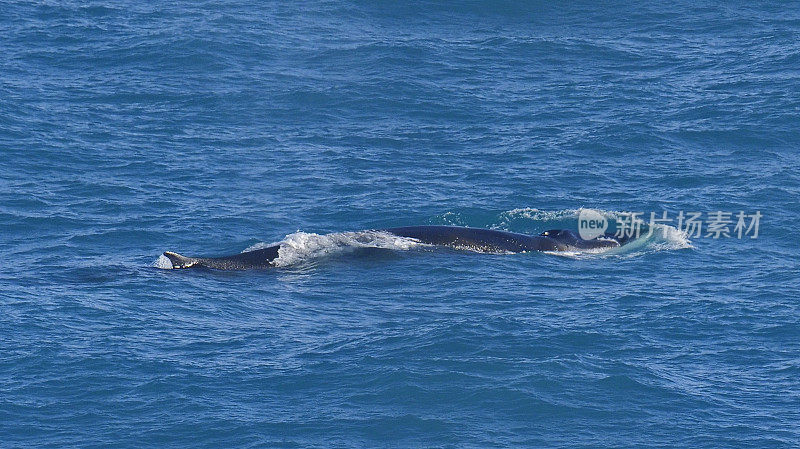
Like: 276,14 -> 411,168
161,226 -> 632,270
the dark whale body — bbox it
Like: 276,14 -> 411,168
162,226 -> 630,270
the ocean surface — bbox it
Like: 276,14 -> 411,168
2,1 -> 799,447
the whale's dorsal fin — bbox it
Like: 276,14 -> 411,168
163,251 -> 198,269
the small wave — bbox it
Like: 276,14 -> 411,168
499,207 -> 583,222
153,254 -> 174,269
609,220 -> 692,256
248,230 -> 424,268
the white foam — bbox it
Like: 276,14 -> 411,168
259,230 -> 423,268
500,207 -> 582,221
153,254 -> 174,269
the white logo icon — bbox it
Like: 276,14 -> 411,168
578,209 -> 608,240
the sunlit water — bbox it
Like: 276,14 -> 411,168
2,1 -> 799,447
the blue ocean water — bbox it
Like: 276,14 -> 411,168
2,1 -> 799,447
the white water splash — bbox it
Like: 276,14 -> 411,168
499,207 -> 583,222
153,254 -> 174,269
249,230 -> 424,267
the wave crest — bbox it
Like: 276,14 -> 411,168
252,230 -> 423,267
